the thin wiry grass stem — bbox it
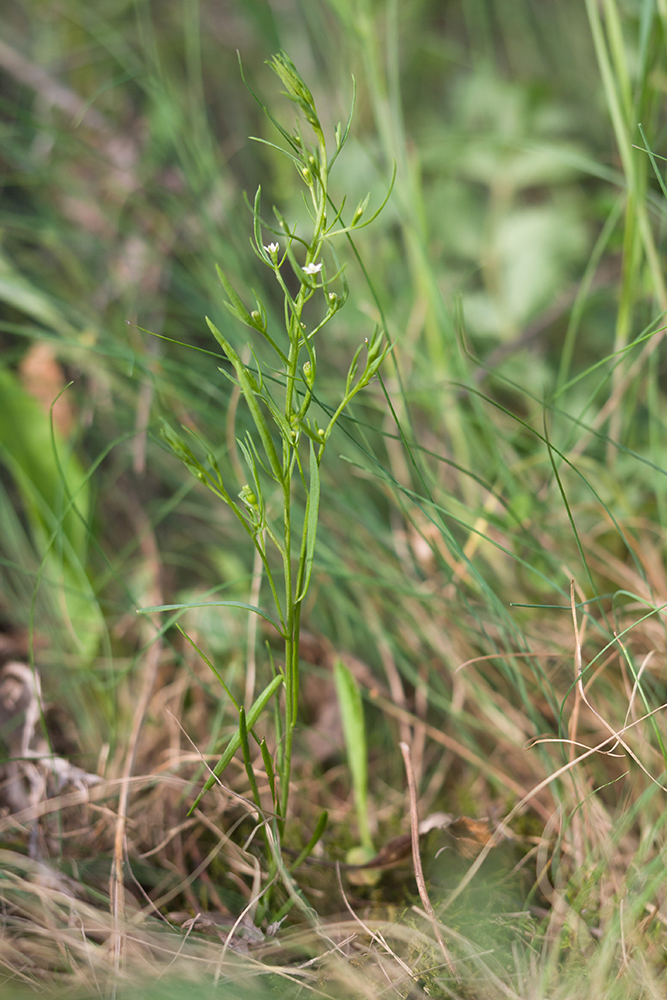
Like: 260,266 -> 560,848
399,741 -> 456,976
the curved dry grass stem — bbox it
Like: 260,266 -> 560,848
335,861 -> 418,989
399,740 -> 456,976
440,696 -> 667,918
378,693 -> 552,820
568,580 -> 665,787
109,506 -> 164,978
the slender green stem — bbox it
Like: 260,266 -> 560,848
252,536 -> 285,635
174,53 -> 389,865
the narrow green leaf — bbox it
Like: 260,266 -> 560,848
259,390 -> 294,443
176,624 -> 239,710
237,436 -> 264,507
239,707 -> 262,810
327,161 -> 397,237
334,659 -> 372,850
289,810 -> 328,870
345,343 -> 365,394
188,673 -> 284,813
296,420 -> 325,445
249,135 -> 304,170
259,737 -> 276,806
238,51 -> 303,158
253,186 -> 263,257
329,75 -> 356,170
297,440 -> 320,602
206,314 -> 243,365
206,317 -> 283,480
223,300 -> 249,326
352,161 -> 396,229
269,645 -> 285,774
638,123 -> 667,202
351,192 -> 370,225
215,265 -> 253,326
137,599 -> 284,635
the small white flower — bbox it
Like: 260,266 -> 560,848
264,242 -> 279,255
302,262 -> 323,275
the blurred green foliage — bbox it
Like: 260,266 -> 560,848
2,4 -> 667,997
1,0 -> 667,886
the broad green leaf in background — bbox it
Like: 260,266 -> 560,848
0,366 -> 103,659
0,252 -> 79,338
334,658 -> 373,852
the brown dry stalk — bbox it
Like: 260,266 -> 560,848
109,496 -> 164,973
439,693 -> 667,917
376,692 -> 552,821
399,741 -> 456,976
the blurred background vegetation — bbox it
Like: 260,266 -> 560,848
2,0 -> 667,996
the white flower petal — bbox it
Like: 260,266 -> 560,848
302,262 -> 323,275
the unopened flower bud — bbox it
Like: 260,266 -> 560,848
352,193 -> 370,226
239,485 -> 259,508
303,360 -> 314,386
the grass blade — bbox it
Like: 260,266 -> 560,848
189,673 -> 284,813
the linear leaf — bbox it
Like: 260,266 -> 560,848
137,599 -> 283,634
259,737 -> 276,806
176,624 -> 239,710
206,318 -> 283,480
238,707 -> 262,810
289,810 -> 328,870
297,440 -> 320,602
215,265 -> 253,325
188,673 -> 284,813
334,659 -> 372,850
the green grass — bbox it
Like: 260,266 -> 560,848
2,0 -> 667,997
